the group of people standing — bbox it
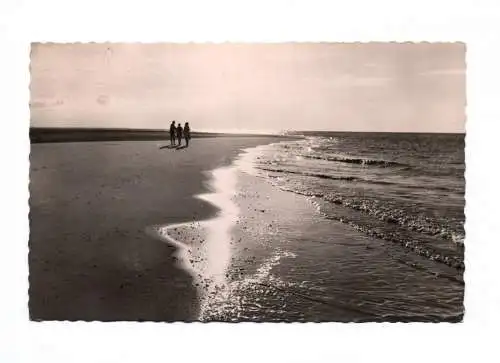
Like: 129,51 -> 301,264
170,121 -> 191,147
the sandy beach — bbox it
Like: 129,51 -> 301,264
29,136 -> 284,321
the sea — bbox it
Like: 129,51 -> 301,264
164,132 -> 466,322
254,132 -> 466,270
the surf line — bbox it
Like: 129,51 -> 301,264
147,163 -> 241,318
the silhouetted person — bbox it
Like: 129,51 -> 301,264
169,121 -> 176,146
184,122 -> 191,147
176,123 -> 183,146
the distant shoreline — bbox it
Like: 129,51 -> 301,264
29,127 -> 292,143
29,127 -> 464,144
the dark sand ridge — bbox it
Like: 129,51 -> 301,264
29,137 -> 285,321
29,127 -> 288,144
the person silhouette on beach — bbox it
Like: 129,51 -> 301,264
184,122 -> 191,147
169,121 -> 176,146
176,123 -> 183,146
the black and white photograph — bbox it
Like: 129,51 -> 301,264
4,1 -> 500,362
29,42 -> 466,322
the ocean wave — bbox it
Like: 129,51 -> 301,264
302,154 -> 408,167
269,184 -> 464,271
257,166 -> 458,193
257,167 -> 359,181
315,191 -> 465,247
322,212 -> 465,271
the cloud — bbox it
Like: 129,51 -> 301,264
419,69 -> 465,76
334,75 -> 392,88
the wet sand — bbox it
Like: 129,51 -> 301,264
29,137 -> 283,321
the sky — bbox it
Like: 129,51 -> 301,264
30,43 -> 466,133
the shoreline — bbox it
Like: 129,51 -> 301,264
149,140 -> 289,321
152,165 -> 240,321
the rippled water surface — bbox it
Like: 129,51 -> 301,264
254,133 -> 465,270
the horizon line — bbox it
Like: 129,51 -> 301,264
29,126 -> 465,135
